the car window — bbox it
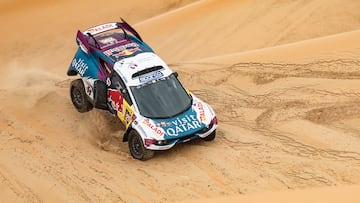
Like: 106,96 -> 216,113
110,73 -> 133,105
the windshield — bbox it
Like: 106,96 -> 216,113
130,74 -> 192,118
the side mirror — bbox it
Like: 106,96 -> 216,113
174,72 -> 179,78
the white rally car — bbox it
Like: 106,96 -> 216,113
67,19 -> 217,160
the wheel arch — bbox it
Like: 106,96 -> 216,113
70,78 -> 93,112
122,126 -> 133,142
67,69 -> 78,76
123,123 -> 145,142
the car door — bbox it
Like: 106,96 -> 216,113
108,73 -> 134,128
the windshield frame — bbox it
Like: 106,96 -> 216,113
129,73 -> 192,119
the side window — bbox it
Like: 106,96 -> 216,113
110,73 -> 133,105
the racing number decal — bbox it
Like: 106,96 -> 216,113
124,109 -> 133,128
119,101 -> 134,129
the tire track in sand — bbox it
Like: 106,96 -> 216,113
175,57 -> 360,187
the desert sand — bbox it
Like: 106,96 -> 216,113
1,0 -> 360,202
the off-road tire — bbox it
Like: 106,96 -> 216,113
70,79 -> 93,113
128,130 -> 155,161
203,130 -> 216,141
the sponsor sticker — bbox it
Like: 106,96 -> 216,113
125,110 -> 133,123
197,102 -> 206,122
108,89 -> 124,112
139,71 -> 164,83
129,62 -> 138,69
165,114 -> 202,137
71,58 -> 88,76
143,119 -> 164,136
86,85 -> 92,95
106,77 -> 111,86
86,23 -> 117,35
103,43 -> 140,58
113,47 -> 140,58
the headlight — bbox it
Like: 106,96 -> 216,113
156,140 -> 171,145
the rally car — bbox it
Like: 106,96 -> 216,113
67,19 -> 217,160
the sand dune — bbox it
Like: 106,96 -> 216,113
137,0 -> 360,62
1,0 -> 360,202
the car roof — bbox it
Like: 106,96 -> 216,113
113,52 -> 174,87
91,32 -> 152,62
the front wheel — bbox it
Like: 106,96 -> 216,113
203,130 -> 216,141
70,79 -> 93,113
128,130 -> 155,161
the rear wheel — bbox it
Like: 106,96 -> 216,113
203,130 -> 216,141
128,130 -> 154,161
70,79 -> 93,113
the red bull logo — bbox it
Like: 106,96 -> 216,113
108,89 -> 123,112
113,47 -> 140,58
102,43 -> 142,59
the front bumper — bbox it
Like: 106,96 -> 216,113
145,121 -> 217,150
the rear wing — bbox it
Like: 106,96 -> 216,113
84,22 -> 118,35
76,18 -> 143,53
84,18 -> 143,41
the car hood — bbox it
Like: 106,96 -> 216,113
149,99 -> 213,139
